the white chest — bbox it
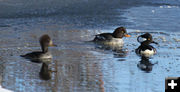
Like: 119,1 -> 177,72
140,49 -> 155,57
106,38 -> 124,45
40,52 -> 53,59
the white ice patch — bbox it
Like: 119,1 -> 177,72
160,5 -> 179,9
0,86 -> 12,92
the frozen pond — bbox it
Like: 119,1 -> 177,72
1,0 -> 180,92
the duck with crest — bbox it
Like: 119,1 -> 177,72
93,27 -> 131,45
135,33 -> 158,57
21,34 -> 56,60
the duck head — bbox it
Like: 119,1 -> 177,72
137,33 -> 158,45
112,27 -> 131,38
39,34 -> 56,53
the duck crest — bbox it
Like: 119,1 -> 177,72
40,34 -> 51,53
136,33 -> 158,57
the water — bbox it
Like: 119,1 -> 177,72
0,0 -> 180,92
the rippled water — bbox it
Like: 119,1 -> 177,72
1,0 -> 180,92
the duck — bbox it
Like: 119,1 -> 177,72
21,34 -> 56,60
135,33 -> 158,57
93,27 -> 130,45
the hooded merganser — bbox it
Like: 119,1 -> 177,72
135,33 -> 158,57
21,34 -> 56,59
93,27 -> 130,45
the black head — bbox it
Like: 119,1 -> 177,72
137,33 -> 158,45
39,34 -> 56,52
112,27 -> 130,38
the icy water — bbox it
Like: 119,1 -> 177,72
1,0 -> 180,92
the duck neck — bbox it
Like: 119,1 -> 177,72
141,41 -> 151,45
41,45 -> 48,53
112,33 -> 123,38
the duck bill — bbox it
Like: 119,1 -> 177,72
49,40 -> 57,47
49,44 -> 57,47
152,41 -> 158,45
124,34 -> 131,37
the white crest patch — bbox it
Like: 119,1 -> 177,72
138,37 -> 147,43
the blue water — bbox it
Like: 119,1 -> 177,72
0,0 -> 180,92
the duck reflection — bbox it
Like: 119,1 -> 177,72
113,48 -> 128,58
95,44 -> 128,59
137,56 -> 157,73
39,62 -> 52,80
28,58 -> 53,80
